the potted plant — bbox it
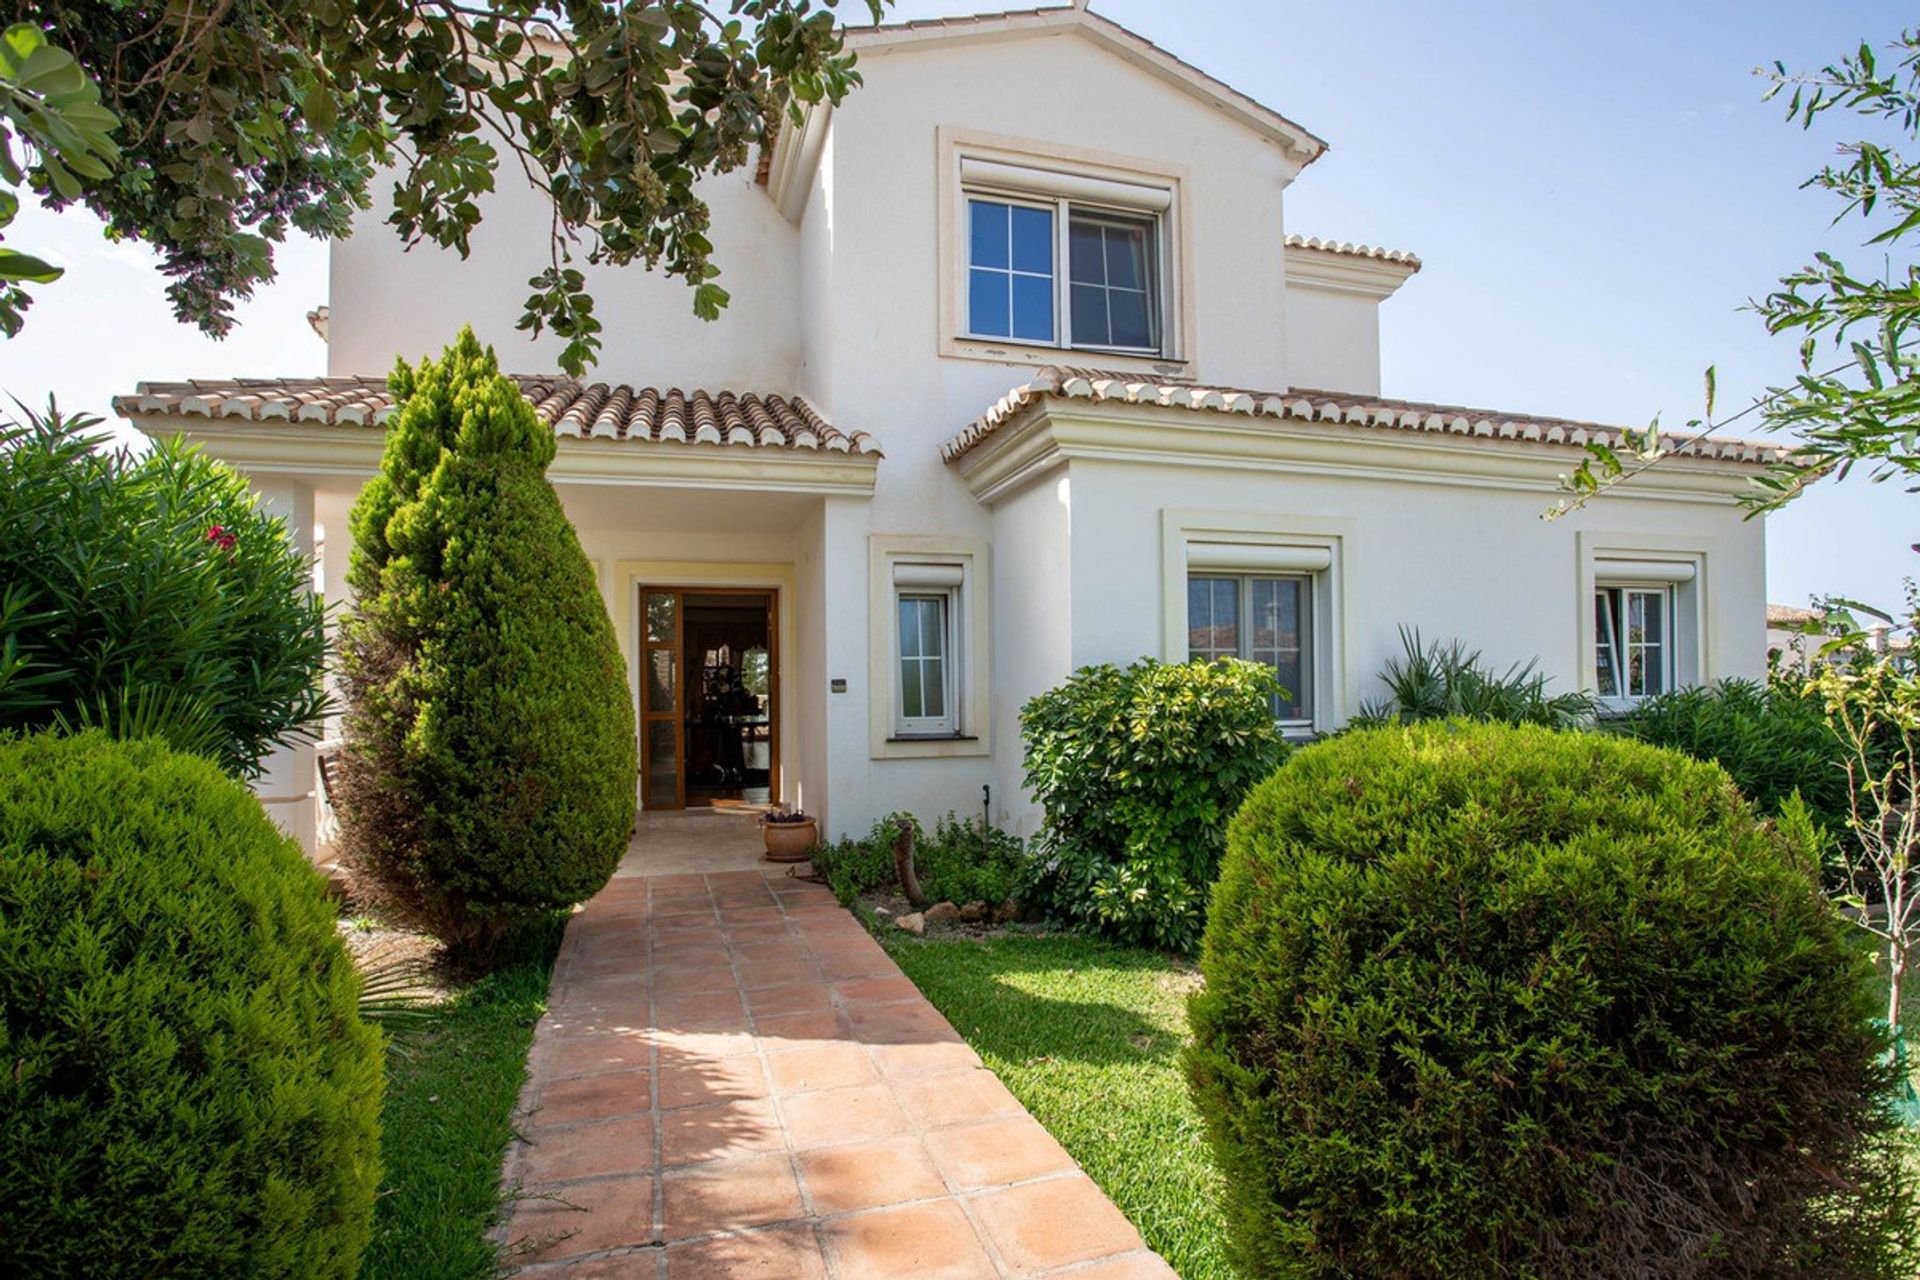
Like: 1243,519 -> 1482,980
761,805 -> 818,863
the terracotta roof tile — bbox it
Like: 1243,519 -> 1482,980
941,366 -> 1786,468
1285,234 -> 1421,270
114,376 -> 880,456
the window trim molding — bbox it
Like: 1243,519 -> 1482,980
1161,510 -> 1354,734
869,534 -> 991,760
1577,532 -> 1711,712
938,126 -> 1196,375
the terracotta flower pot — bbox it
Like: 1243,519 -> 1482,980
762,816 -> 817,863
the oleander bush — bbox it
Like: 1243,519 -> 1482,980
0,401 -> 327,774
1187,720 -> 1914,1280
336,329 -> 636,957
809,811 -> 1027,908
0,732 -> 383,1279
1021,658 -> 1290,953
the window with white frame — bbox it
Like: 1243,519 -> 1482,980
960,157 -> 1172,357
1594,584 -> 1673,703
1188,573 -> 1312,724
893,563 -> 963,738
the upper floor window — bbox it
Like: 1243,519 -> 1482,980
965,195 -> 1164,355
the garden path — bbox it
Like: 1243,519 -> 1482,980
500,862 -> 1173,1278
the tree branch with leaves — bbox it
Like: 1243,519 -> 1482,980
0,0 -> 887,373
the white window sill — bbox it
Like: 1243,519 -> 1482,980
941,335 -> 1190,377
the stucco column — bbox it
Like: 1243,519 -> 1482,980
251,476 -> 320,857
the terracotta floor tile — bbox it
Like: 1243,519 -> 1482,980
652,964 -> 739,998
833,974 -> 922,1006
534,1069 -> 652,1128
656,1051 -> 767,1111
655,987 -> 746,1024
869,1040 -> 984,1078
651,1025 -> 757,1060
780,1083 -> 912,1150
1060,1252 -> 1182,1280
541,1002 -> 652,1041
797,1136 -> 947,1215
546,1032 -> 651,1080
893,1069 -> 1025,1129
923,1116 -> 1075,1191
520,1112 -> 657,1186
753,1007 -> 855,1050
666,1222 -> 828,1279
662,1151 -> 805,1241
502,1175 -> 656,1264
650,946 -> 732,973
648,872 -> 710,890
766,1042 -> 879,1095
743,981 -> 836,1019
846,1000 -> 963,1045
707,870 -> 773,887
659,1096 -> 785,1167
971,1175 -> 1144,1275
822,1200 -> 998,1280
815,948 -> 898,981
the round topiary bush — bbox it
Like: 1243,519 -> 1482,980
0,732 -> 383,1279
1187,720 -> 1912,1280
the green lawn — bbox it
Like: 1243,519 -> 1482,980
359,922 -> 564,1280
883,933 -> 1232,1280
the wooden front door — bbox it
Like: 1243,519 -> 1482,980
639,587 -> 778,810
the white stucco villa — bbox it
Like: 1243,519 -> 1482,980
114,3 -> 1785,855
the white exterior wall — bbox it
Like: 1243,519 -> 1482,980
1284,283 -> 1385,395
328,168 -> 803,387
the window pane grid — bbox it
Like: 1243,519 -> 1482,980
967,199 -> 1054,342
1069,214 -> 1156,350
897,595 -> 950,728
1596,586 -> 1671,701
1188,573 -> 1310,723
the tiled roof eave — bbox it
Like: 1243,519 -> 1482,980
113,375 -> 881,458
941,368 -> 1790,471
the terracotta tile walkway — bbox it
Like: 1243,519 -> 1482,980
501,869 -> 1175,1278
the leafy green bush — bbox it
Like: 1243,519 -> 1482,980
1614,676 -> 1850,832
1354,626 -> 1597,728
1188,721 -> 1912,1280
0,731 -> 383,1279
0,402 -> 327,774
336,329 -> 636,956
1021,658 -> 1290,953
810,811 -> 1026,909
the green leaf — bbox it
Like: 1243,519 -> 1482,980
0,248 -> 62,283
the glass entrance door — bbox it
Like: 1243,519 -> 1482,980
639,587 -> 778,810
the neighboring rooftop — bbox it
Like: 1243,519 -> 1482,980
114,377 -> 881,455
1767,603 -> 1822,626
942,367 -> 1789,467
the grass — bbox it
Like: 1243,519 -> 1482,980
359,920 -> 565,1280
882,932 -> 1232,1280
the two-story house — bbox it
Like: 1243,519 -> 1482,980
114,3 -> 1780,856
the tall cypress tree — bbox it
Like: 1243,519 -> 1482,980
337,329 -> 636,955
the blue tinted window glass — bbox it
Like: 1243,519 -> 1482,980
968,200 -> 1009,270
969,268 -> 1010,337
1069,222 -> 1104,283
1108,289 -> 1151,349
1070,283 -> 1107,347
1105,225 -> 1147,289
1010,205 -> 1054,274
1011,274 -> 1054,342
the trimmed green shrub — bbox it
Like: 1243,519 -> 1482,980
1021,658 -> 1290,952
337,329 -> 636,955
1354,626 -> 1597,728
0,731 -> 383,1279
810,811 -> 1027,908
1187,720 -> 1913,1280
1614,676 -> 1850,833
0,401 -> 327,774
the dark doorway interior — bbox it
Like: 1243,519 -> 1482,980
681,594 -> 773,807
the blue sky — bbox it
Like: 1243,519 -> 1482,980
0,0 -> 1905,608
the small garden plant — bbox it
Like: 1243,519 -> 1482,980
0,732 -> 383,1278
336,329 -> 637,959
1353,626 -> 1596,728
811,810 -> 1025,911
1187,721 -> 1914,1279
1020,657 -> 1289,952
